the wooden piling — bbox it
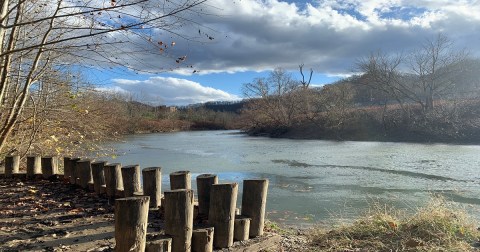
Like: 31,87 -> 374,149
208,183 -> 238,248
192,227 -> 214,252
241,179 -> 269,237
26,155 -> 42,179
68,157 -> 81,184
91,161 -> 107,195
5,155 -> 20,178
146,235 -> 172,252
196,174 -> 218,216
115,196 -> 150,252
104,163 -> 124,199
41,156 -> 58,179
142,167 -> 162,208
63,157 -> 72,182
164,189 -> 194,252
169,170 -> 191,190
121,165 -> 142,197
234,216 -> 251,241
76,159 -> 93,189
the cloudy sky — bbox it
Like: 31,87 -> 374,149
91,0 -> 480,105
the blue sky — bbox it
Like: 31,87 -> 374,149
87,0 -> 480,105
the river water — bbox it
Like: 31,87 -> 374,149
104,130 -> 480,226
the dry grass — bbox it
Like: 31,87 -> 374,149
308,196 -> 480,251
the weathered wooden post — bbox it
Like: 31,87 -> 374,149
26,155 -> 42,179
104,163 -> 124,200
69,157 -> 81,184
5,155 -> 20,178
234,216 -> 251,241
142,167 -> 162,208
164,189 -> 194,252
192,227 -> 214,252
208,183 -> 238,248
63,157 -> 72,182
41,156 -> 58,179
76,159 -> 93,190
169,170 -> 191,190
115,196 -> 150,252
241,179 -> 269,237
196,174 -> 218,217
91,161 -> 107,195
122,165 -> 142,197
146,235 -> 172,252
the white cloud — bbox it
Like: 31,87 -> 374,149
61,0 -> 480,76
109,77 -> 240,105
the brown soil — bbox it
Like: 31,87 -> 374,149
0,177 -> 297,251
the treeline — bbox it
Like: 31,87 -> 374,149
0,73 -> 243,157
240,34 -> 480,143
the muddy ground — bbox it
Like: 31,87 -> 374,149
0,177 -> 308,252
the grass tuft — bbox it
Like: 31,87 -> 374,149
308,196 -> 480,251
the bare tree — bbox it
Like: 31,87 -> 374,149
357,34 -> 467,115
299,63 -> 312,89
0,0 -> 208,153
242,68 -> 301,128
409,33 -> 467,110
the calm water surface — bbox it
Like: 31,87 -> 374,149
104,130 -> 480,226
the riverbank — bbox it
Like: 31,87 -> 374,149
2,178 -> 479,251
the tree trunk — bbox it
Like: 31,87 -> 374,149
169,170 -> 191,190
121,165 -> 142,197
142,167 -> 162,208
115,196 -> 150,252
241,179 -> 268,237
196,174 -> 218,217
208,183 -> 238,248
164,189 -> 194,252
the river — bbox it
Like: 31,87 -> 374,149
104,130 -> 480,226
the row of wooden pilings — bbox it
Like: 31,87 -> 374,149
2,155 -> 269,252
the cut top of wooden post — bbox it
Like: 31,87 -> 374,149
169,170 -> 191,190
